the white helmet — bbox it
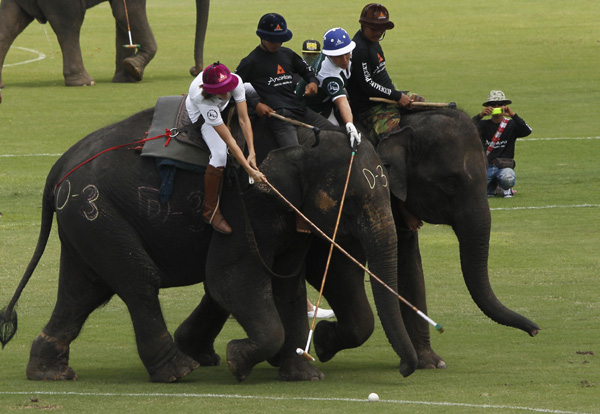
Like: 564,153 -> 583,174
322,27 -> 356,56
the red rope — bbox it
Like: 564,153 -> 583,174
54,130 -> 171,191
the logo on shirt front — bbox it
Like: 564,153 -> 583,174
327,81 -> 340,94
277,65 -> 286,74
207,109 -> 219,121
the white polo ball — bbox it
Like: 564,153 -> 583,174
368,392 -> 379,402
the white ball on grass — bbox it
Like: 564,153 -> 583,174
368,392 -> 379,402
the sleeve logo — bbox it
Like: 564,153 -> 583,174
207,109 -> 219,121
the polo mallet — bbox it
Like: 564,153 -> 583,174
269,112 -> 320,146
296,144 -> 357,362
370,97 -> 457,109
122,0 -> 140,50
262,178 -> 444,345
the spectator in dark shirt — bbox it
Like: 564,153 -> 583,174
472,90 -> 532,197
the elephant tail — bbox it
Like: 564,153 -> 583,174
0,182 -> 55,349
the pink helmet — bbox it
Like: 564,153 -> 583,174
202,62 -> 239,95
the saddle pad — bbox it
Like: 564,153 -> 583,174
141,95 -> 210,167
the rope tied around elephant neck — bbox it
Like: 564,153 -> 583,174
53,130 -> 172,192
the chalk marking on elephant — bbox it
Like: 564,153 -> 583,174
362,165 -> 388,189
0,392 -> 588,414
264,178 -> 445,333
81,185 -> 100,221
3,47 -> 46,67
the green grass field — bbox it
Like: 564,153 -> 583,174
1,0 -> 599,412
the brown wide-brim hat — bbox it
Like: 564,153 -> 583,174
483,90 -> 512,106
359,3 -> 395,30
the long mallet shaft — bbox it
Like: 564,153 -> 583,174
297,147 -> 357,362
369,97 -> 456,109
263,179 -> 444,334
122,0 -> 140,49
269,111 -> 316,130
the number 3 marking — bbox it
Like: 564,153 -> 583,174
81,184 -> 100,221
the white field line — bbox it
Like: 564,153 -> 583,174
490,204 -> 600,211
0,153 -> 62,158
3,46 -> 46,67
0,391 -> 590,414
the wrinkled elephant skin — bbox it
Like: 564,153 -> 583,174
1,108 -> 416,382
267,110 -> 539,371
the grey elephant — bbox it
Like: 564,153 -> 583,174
0,107 -> 419,382
219,109 -> 540,371
0,0 -> 157,92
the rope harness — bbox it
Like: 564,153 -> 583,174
53,129 -> 175,192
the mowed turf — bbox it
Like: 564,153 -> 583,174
0,0 -> 598,413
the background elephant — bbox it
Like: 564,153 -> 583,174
189,0 -> 208,77
0,108 -> 418,382
228,109 -> 540,371
0,0 -> 157,90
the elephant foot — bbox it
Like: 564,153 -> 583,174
278,355 -> 324,381
226,339 -> 259,382
174,337 -> 221,367
148,350 -> 200,383
115,57 -> 144,83
313,320 -> 340,363
417,348 -> 446,369
26,333 -> 78,381
64,73 -> 95,87
190,65 -> 202,77
179,348 -> 220,367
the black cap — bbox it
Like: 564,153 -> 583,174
302,39 -> 321,53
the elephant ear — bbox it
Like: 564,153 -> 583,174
376,126 -> 413,201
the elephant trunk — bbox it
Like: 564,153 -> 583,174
365,220 -> 419,376
453,209 -> 540,336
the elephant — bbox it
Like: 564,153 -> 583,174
0,106 -> 419,382
221,108 -> 541,371
0,0 -> 210,103
0,0 -> 158,100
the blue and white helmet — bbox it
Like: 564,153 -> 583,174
322,27 -> 356,56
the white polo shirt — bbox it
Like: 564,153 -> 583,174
185,72 -> 246,125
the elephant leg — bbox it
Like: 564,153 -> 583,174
174,287 -> 228,366
0,0 -> 34,89
306,240 -> 375,362
395,224 -> 446,369
190,0 -> 209,77
206,255 -> 287,382
27,249 -> 113,380
43,3 -> 95,86
65,223 -> 199,382
270,269 -> 324,381
111,0 -> 157,82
